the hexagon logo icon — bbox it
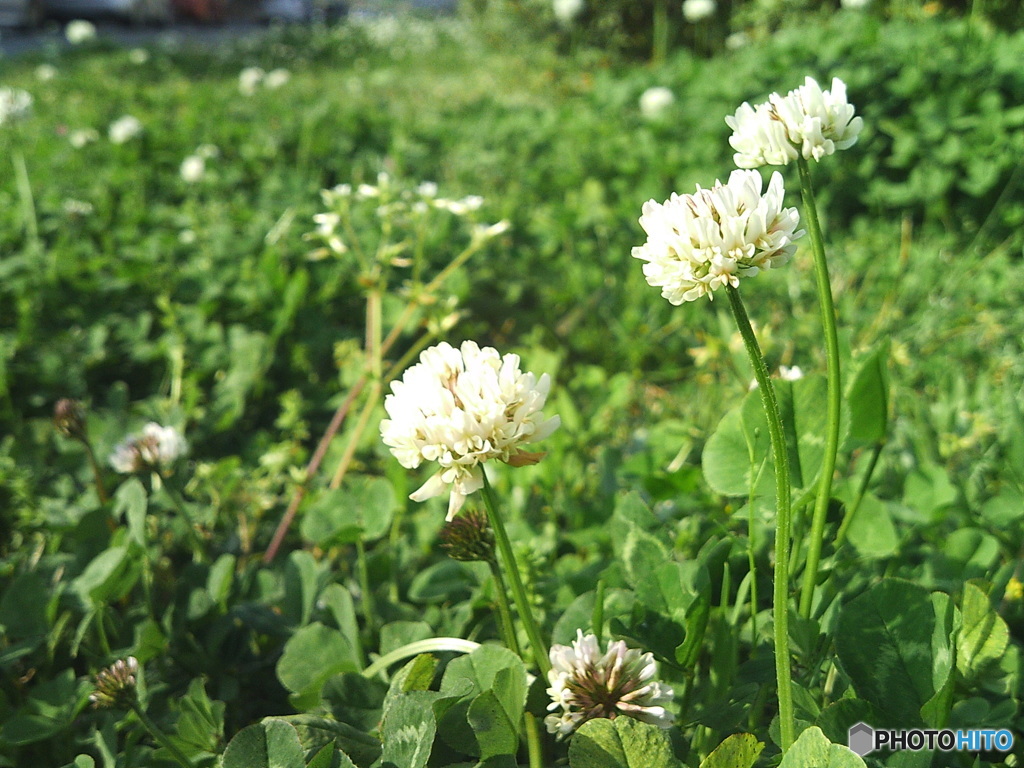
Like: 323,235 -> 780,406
848,722 -> 875,756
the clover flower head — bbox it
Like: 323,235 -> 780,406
238,66 -> 265,96
69,128 -> 99,148
65,19 -> 96,44
180,155 -> 205,183
439,508 -> 495,562
110,423 -> 188,474
380,341 -> 560,520
0,88 -> 32,126
545,630 -> 674,739
553,0 -> 584,24
639,87 -> 675,120
54,399 -> 87,440
632,169 -> 804,304
35,64 -> 58,82
727,76 -> 863,168
108,115 -> 143,144
264,68 -> 291,90
682,0 -> 715,22
129,48 -> 150,64
90,657 -> 139,709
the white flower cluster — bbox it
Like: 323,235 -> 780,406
110,423 -> 188,474
180,144 -> 218,183
380,341 -> 559,519
726,76 -> 863,168
65,19 -> 96,45
108,115 -> 143,144
639,87 -> 675,120
0,88 -> 32,126
682,0 -> 715,22
553,0 -> 584,24
238,67 -> 290,96
632,169 -> 804,304
545,630 -> 674,738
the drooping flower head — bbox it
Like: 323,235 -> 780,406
439,508 -> 495,563
109,423 -> 188,474
545,630 -> 674,739
380,341 -> 560,519
90,657 -> 139,709
726,76 -> 863,168
632,169 -> 804,304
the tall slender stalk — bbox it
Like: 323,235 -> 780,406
795,156 -> 843,620
479,470 -> 551,679
725,284 -> 794,751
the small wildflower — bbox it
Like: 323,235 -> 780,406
552,0 -> 584,24
439,509 -> 495,562
62,199 -> 94,217
238,66 -> 265,96
682,0 -> 715,22
69,128 -> 99,148
381,341 -> 560,520
726,77 -> 863,168
545,630 -> 674,739
632,169 -> 804,304
639,87 -> 675,120
841,0 -> 870,8
0,88 -> 33,126
108,115 -> 143,144
264,68 -> 291,89
1006,577 -> 1024,602
779,365 -> 804,381
90,657 -> 139,709
109,423 -> 188,474
54,399 -> 88,441
35,64 -> 58,82
128,48 -> 150,64
180,154 -> 205,183
65,19 -> 96,45
725,31 -> 750,50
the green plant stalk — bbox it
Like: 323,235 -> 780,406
747,452 -> 769,649
487,559 -> 544,768
725,284 -> 794,751
130,701 -> 195,768
82,439 -> 109,505
795,155 -> 843,621
592,579 -> 605,645
835,441 -> 883,546
652,0 -> 669,64
480,470 -> 551,679
12,150 -> 39,250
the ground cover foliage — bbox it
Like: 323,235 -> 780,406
1,5 -> 1023,768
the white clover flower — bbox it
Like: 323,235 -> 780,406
545,631 -> 674,739
62,199 -> 94,216
381,341 -> 560,520
69,128 -> 99,148
264,68 -> 291,89
195,143 -> 219,159
108,115 -> 143,144
0,88 -> 32,126
682,0 -> 715,22
779,365 -> 804,381
632,169 -> 804,304
128,48 -> 150,64
435,195 -> 484,216
727,76 -> 863,168
553,0 -> 583,24
35,64 -> 58,82
841,0 -> 870,8
725,31 -> 750,50
180,155 -> 205,183
238,66 -> 265,96
179,229 -> 197,245
639,86 -> 675,120
110,423 -> 188,474
65,19 -> 96,45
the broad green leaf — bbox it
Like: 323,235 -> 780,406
843,492 -> 899,559
283,550 -> 321,627
845,344 -> 889,448
321,673 -> 386,731
379,691 -> 438,768
815,699 -> 878,747
164,678 -> 225,762
956,581 -> 1009,681
1,670 -> 83,746
0,571 -> 50,640
902,463 -> 957,519
778,726 -> 865,768
467,689 -> 519,758
703,408 -> 765,497
300,477 -> 397,547
278,714 -> 381,767
835,579 -> 953,727
980,488 -> 1024,527
408,560 -> 478,603
73,546 -> 142,606
319,583 -> 363,667
699,733 -> 763,768
221,719 -> 304,768
380,622 -> 433,656
114,478 -> 148,547
276,623 -> 359,708
207,554 -> 236,611
568,717 -> 679,768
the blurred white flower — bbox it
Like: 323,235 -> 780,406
0,88 -> 32,126
552,0 -> 583,24
128,48 -> 150,64
545,630 -> 674,739
238,66 -> 265,96
472,220 -> 511,241
435,195 -> 484,216
108,115 -> 143,144
195,143 -> 219,159
110,423 -> 188,474
69,128 -> 99,148
725,31 -> 750,50
65,19 -> 96,45
264,68 -> 291,89
62,198 -> 94,216
779,365 -> 804,381
639,86 -> 675,120
179,229 -> 197,245
726,76 -> 863,168
381,341 -> 560,520
632,169 -> 804,304
35,64 -> 58,81
841,0 -> 870,8
180,154 -> 205,183
682,0 -> 715,21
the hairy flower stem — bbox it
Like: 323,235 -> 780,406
130,701 -> 195,768
726,284 -> 794,751
480,470 -> 551,680
795,156 -> 843,620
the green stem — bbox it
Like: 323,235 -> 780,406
795,156 -> 843,621
592,579 -> 606,645
12,149 -> 39,251
479,470 -> 551,679
835,442 -> 883,546
725,284 -> 794,751
355,538 -> 375,632
131,702 -> 195,768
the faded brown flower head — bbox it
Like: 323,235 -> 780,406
54,399 -> 87,441
90,657 -> 139,709
439,508 -> 495,562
